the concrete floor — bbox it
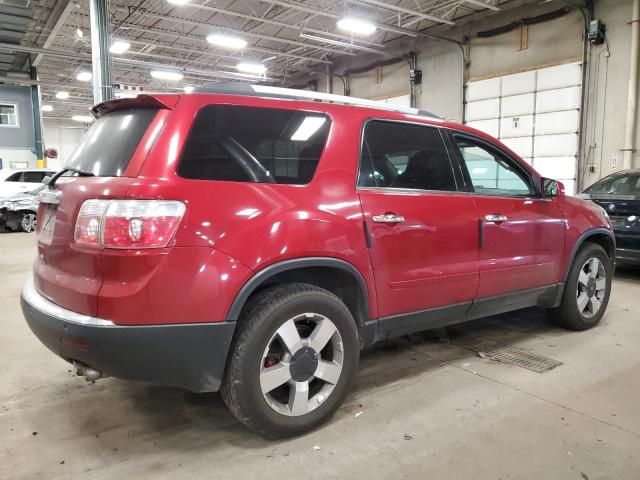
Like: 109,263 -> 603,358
1,233 -> 639,480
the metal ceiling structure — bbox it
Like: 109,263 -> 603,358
0,0 -> 508,120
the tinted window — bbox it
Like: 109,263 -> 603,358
454,135 -> 533,196
358,121 -> 456,191
22,171 -> 46,183
5,172 -> 22,182
584,173 -> 640,194
178,105 -> 330,184
65,108 -> 158,176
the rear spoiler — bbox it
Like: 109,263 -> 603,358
91,94 -> 178,119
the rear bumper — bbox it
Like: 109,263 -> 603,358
21,277 -> 235,392
616,248 -> 640,264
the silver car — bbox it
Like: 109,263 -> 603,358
0,185 -> 43,233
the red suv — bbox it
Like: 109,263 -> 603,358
21,84 -> 615,438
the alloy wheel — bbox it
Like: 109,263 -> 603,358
21,213 -> 37,233
576,257 -> 607,318
260,313 -> 344,417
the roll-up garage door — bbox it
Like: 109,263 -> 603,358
465,62 -> 581,195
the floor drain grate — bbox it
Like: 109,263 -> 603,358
484,346 -> 562,373
450,336 -> 563,373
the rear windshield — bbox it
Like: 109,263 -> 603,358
64,108 -> 158,176
178,105 -> 330,184
584,172 -> 640,194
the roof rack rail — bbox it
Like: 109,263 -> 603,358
193,83 -> 442,119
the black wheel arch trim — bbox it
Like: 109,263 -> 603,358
226,257 -> 371,325
563,227 -> 616,283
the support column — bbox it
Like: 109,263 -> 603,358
29,66 -> 45,167
89,0 -> 112,104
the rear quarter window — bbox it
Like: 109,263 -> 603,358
178,105 -> 330,185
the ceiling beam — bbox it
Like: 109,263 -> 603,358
33,0 -> 74,67
463,0 -> 501,11
354,0 -> 456,25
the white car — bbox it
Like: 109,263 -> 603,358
0,168 -> 55,199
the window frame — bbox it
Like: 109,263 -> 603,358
356,118 -> 462,194
445,130 -> 542,199
0,102 -> 19,128
176,103 -> 332,186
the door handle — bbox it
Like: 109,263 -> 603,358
485,214 -> 508,224
372,213 -> 405,224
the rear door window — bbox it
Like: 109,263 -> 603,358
358,120 -> 457,191
178,105 -> 330,184
64,108 -> 158,176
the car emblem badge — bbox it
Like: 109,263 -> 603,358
608,203 -> 615,212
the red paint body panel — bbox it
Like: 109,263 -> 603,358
32,91 -> 613,328
358,189 -> 479,316
472,196 -> 565,298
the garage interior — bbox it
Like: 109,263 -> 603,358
1,0 -> 640,478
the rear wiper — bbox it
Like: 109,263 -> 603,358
44,167 -> 95,187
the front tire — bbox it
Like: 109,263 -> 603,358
221,283 -> 359,438
549,242 -> 612,330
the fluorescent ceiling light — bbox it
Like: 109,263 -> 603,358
183,86 -> 195,93
291,116 -> 327,141
41,105 -> 53,112
337,17 -> 376,36
109,40 -> 130,54
207,33 -> 247,50
150,70 -> 184,81
55,91 -> 69,100
75,28 -> 83,39
236,62 -> 267,75
167,0 -> 190,4
76,71 -> 92,81
72,115 -> 94,123
114,91 -> 137,99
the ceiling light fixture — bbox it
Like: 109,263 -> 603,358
72,115 -> 94,123
55,91 -> 70,100
42,105 -> 53,112
76,71 -> 92,81
109,40 -> 130,54
236,62 -> 267,75
167,0 -> 190,4
336,17 -> 377,36
206,33 -> 248,50
183,86 -> 195,93
75,28 -> 83,39
300,32 -> 384,54
150,70 -> 184,81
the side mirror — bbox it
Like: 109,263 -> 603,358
542,178 -> 564,197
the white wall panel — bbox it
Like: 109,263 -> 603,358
465,77 -> 501,102
536,86 -> 581,113
533,156 -> 577,179
537,63 -> 582,90
501,71 -> 536,97
465,98 -> 500,121
534,133 -> 578,157
535,110 -> 580,135
466,119 -> 500,138
500,115 -> 534,138
501,136 -> 533,157
501,93 -> 535,117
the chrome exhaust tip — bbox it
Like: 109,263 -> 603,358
73,361 -> 103,382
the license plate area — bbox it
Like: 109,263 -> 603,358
38,204 -> 58,242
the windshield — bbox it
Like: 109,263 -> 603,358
64,108 -> 158,176
584,172 -> 640,195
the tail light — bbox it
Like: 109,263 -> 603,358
74,199 -> 186,249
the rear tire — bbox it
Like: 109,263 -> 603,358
549,242 -> 612,331
221,283 -> 359,438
